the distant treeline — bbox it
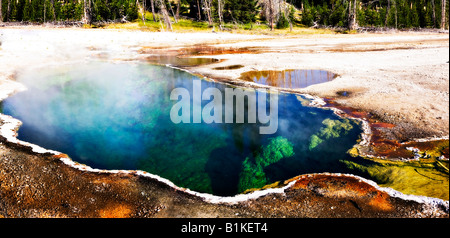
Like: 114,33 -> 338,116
298,0 -> 449,29
0,0 -> 139,22
0,0 -> 448,30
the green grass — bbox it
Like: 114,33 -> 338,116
95,11 -> 338,35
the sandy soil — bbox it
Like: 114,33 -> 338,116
0,139 -> 447,218
0,27 -> 449,218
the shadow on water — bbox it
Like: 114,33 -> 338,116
205,123 -> 264,196
206,143 -> 247,196
265,127 -> 363,183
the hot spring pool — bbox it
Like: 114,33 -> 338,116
1,62 -> 364,196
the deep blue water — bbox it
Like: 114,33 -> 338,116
1,62 -> 363,196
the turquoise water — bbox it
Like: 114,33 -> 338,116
2,62 -> 363,196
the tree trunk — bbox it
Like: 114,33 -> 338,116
353,0 -> 357,27
6,0 -> 10,21
218,0 -> 224,30
159,0 -> 173,31
176,0 -> 180,20
51,0 -> 56,21
196,0 -> 202,20
432,0 -> 436,28
394,0 -> 397,28
142,0 -> 146,25
150,0 -> 157,22
268,0 -> 274,31
168,0 -> 178,23
348,0 -> 357,30
442,0 -> 447,30
385,0 -> 390,26
284,0 -> 293,32
83,0 -> 91,25
202,0 -> 213,26
0,0 -> 3,22
44,0 -> 46,23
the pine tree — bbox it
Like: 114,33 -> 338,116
187,0 -> 202,20
0,0 -> 445,28
241,0 -> 258,23
411,1 -> 420,27
276,12 -> 289,28
223,0 -> 257,24
127,0 -> 138,20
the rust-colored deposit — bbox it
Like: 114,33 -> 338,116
289,174 -> 393,212
0,135 -> 447,218
139,45 -> 261,58
322,98 -> 449,160
140,45 -> 256,67
178,45 -> 261,56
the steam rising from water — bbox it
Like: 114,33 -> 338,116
2,62 -> 362,195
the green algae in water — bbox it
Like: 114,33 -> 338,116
238,136 -> 294,193
2,62 -> 363,196
341,139 -> 449,200
341,158 -> 449,201
309,119 -> 355,150
256,137 -> 295,168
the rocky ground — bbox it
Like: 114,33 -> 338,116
0,139 -> 447,218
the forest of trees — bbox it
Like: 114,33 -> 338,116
0,0 -> 448,30
299,0 -> 448,29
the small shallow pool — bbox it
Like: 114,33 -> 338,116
240,69 -> 337,89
